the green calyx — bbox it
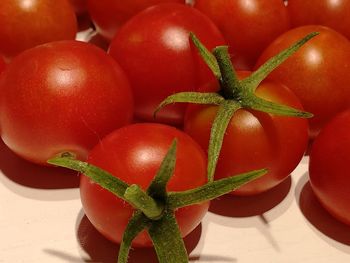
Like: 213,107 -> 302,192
48,141 -> 266,263
155,32 -> 318,182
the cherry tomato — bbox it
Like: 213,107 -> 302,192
0,41 -> 134,165
80,123 -> 209,246
194,0 -> 290,69
0,0 -> 77,61
287,0 -> 350,40
69,0 -> 88,14
184,72 -> 308,195
0,56 -> 5,74
109,3 -> 225,125
255,25 -> 350,139
87,0 -> 185,41
309,109 -> 350,226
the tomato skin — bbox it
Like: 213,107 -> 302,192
109,3 -> 226,126
80,123 -> 209,246
0,41 -> 134,165
69,0 -> 88,14
87,0 -> 185,41
287,0 -> 350,40
309,110 -> 350,226
194,0 -> 290,69
184,72 -> 308,195
0,57 -> 5,74
255,25 -> 350,139
0,0 -> 77,61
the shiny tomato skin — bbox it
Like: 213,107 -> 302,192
0,0 -> 77,61
309,110 -> 350,226
109,3 -> 226,126
194,0 -> 290,69
87,0 -> 185,41
80,123 -> 209,246
184,72 -> 308,195
287,0 -> 350,40
0,41 -> 134,165
256,25 -> 350,139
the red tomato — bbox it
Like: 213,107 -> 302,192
255,25 -> 350,139
80,123 -> 209,246
0,57 -> 5,74
184,72 -> 309,195
109,3 -> 225,125
309,109 -> 350,226
87,0 -> 185,41
194,0 -> 290,69
287,0 -> 350,40
69,0 -> 88,14
0,0 -> 77,61
0,41 -> 134,165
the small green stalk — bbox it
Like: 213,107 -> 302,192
124,185 -> 164,220
48,141 -> 264,263
213,46 -> 241,100
155,32 -> 318,182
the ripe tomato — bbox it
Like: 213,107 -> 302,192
0,0 -> 77,61
109,3 -> 225,125
80,123 -> 209,246
0,56 -> 5,74
87,0 -> 185,41
0,41 -> 134,165
69,0 -> 88,14
194,0 -> 290,69
287,0 -> 350,40
255,25 -> 350,139
309,109 -> 350,226
184,72 -> 309,195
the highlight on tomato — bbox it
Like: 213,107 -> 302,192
48,123 -> 265,262
77,123 -> 209,246
256,25 -> 350,139
155,32 -> 316,195
0,40 -> 134,165
287,0 -> 350,40
193,0 -> 290,69
0,0 -> 77,61
108,3 -> 226,126
184,73 -> 309,195
87,0 -> 186,41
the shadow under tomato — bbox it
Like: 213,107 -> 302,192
0,139 -> 79,190
77,12 -> 93,32
209,175 -> 292,218
296,173 -> 350,250
85,31 -> 110,51
76,211 -> 203,263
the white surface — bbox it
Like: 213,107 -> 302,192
1,140 -> 350,263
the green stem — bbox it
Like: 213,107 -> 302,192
244,96 -> 313,118
213,46 -> 241,100
148,211 -> 188,263
47,156 -> 129,200
147,140 -> 177,200
241,32 -> 319,92
124,185 -> 164,220
207,100 -> 241,182
167,169 -> 267,209
118,211 -> 151,263
154,92 -> 224,119
190,32 -> 221,80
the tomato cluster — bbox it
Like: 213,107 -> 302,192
1,0 -> 350,262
